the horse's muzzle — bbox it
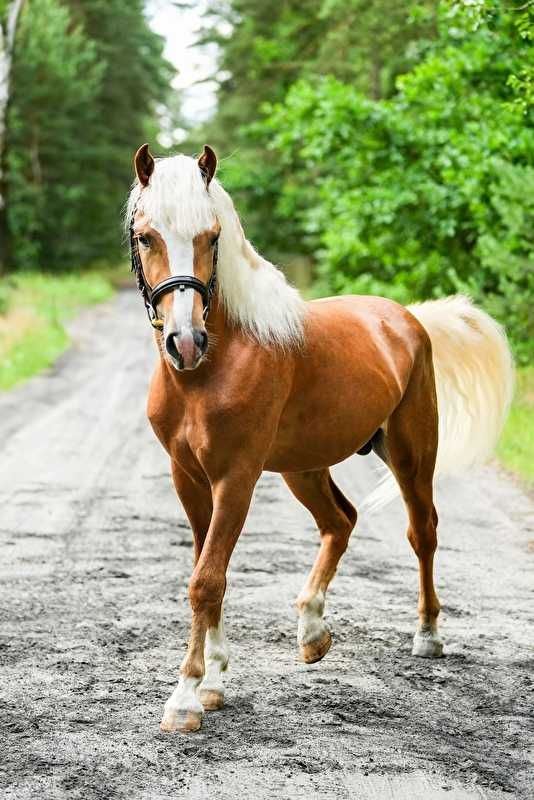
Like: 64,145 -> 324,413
166,328 -> 208,370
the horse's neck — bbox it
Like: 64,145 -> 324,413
208,181 -> 305,348
217,237 -> 305,349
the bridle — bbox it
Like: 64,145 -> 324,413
129,209 -> 218,331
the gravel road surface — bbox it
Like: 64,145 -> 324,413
1,290 -> 533,799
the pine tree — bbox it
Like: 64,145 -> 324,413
5,0 -> 172,270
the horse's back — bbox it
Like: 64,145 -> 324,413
308,294 -> 429,350
302,294 -> 430,389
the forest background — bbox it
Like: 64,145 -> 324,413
0,0 -> 532,477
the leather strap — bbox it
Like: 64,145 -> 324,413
129,213 -> 218,327
150,275 -> 210,310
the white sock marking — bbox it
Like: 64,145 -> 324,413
412,622 -> 443,658
151,221 -> 195,330
297,590 -> 329,646
200,615 -> 229,695
161,674 -> 204,727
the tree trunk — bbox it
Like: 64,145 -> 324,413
0,0 -> 25,273
370,55 -> 382,101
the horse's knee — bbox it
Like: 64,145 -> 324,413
189,570 -> 225,616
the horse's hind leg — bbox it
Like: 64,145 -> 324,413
283,469 -> 356,663
384,354 -> 443,658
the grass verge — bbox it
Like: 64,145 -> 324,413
0,269 -> 118,390
497,367 -> 534,489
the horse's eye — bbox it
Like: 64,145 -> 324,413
138,235 -> 151,248
210,232 -> 220,246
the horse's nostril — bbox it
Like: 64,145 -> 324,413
193,329 -> 208,354
165,333 -> 179,360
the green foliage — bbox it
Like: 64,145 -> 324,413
5,0 -> 172,271
506,5 -> 534,114
5,0 -> 532,369
497,367 -> 534,487
0,279 -> 11,314
0,270 -> 114,390
220,1 -> 533,363
6,0 -> 103,268
193,0 -> 438,259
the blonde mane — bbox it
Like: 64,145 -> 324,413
126,154 -> 306,348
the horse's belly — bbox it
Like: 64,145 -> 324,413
264,365 -> 398,472
264,296 -> 418,473
264,430 -> 377,473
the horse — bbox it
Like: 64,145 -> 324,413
126,143 -> 513,734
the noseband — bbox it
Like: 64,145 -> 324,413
129,212 -> 218,330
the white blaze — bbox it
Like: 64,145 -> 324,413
152,221 -> 195,331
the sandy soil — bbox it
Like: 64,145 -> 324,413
1,290 -> 533,800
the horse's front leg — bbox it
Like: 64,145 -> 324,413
170,463 -> 228,711
197,612 -> 229,710
160,470 -> 257,733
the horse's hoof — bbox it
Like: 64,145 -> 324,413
412,633 -> 443,658
160,709 -> 203,733
300,629 -> 332,664
199,688 -> 224,711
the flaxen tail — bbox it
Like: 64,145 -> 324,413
361,295 -> 515,512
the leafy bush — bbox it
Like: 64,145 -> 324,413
252,4 -> 533,362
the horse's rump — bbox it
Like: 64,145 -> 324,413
362,295 -> 514,510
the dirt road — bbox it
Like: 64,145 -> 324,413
1,290 -> 533,800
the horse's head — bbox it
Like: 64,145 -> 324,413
130,143 -> 220,371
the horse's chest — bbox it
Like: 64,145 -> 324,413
148,385 -> 196,456
173,415 -> 203,457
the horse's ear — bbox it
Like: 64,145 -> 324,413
134,143 -> 155,187
198,144 -> 217,186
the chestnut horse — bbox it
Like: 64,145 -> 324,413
126,144 -> 513,734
